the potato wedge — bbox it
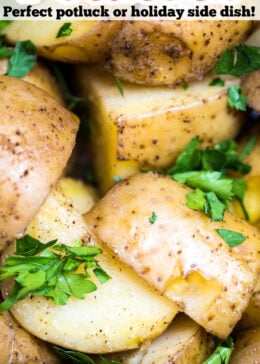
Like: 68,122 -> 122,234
76,65 -> 243,194
1,20 -> 123,63
85,173 -> 260,338
0,311 -> 60,364
241,70 -> 260,113
230,326 -> 260,363
0,75 -> 78,251
1,186 -> 177,353
103,314 -> 214,364
106,20 -> 252,86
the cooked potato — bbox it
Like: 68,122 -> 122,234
230,326 -> 260,363
103,314 -> 214,364
1,186 -> 177,353
85,173 -> 260,338
238,277 -> 260,330
106,20 -> 252,86
0,58 -> 64,104
0,75 -> 79,252
1,20 -> 123,62
76,65 -> 243,194
0,311 -> 60,364
241,70 -> 260,113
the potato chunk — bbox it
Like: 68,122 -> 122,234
85,173 -> 260,338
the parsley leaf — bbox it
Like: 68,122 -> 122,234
0,20 -> 12,30
114,77 -> 124,97
6,40 -> 37,78
227,85 -> 247,111
209,77 -> 225,87
0,235 -> 110,312
0,35 -> 13,58
203,337 -> 234,364
216,44 -> 260,77
56,22 -> 73,38
149,212 -> 157,225
216,229 -> 246,247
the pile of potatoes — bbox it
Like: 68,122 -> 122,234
0,19 -> 260,363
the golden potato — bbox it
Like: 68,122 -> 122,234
230,326 -> 260,363
0,311 -> 60,364
0,75 -> 79,252
85,173 -> 260,338
1,20 -> 123,63
106,20 -> 252,86
1,186 -> 177,353
238,277 -> 260,330
76,65 -> 244,194
241,70 -> 260,113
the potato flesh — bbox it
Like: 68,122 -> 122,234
230,326 -> 260,363
0,75 -> 78,251
1,187 -> 177,353
76,65 -> 243,194
85,173 -> 260,338
106,20 -> 252,85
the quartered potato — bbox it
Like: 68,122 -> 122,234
0,75 -> 79,252
230,326 -> 260,363
76,65 -> 243,194
106,20 -> 252,86
103,314 -> 214,364
241,70 -> 260,113
1,186 -> 177,353
0,312 -> 60,364
1,20 -> 123,62
85,173 -> 260,338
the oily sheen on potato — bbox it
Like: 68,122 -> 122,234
106,20 -> 252,86
0,75 -> 78,251
75,65 -> 243,194
1,186 -> 177,353
84,173 -> 260,338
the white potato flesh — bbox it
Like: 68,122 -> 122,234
85,173 -> 260,338
1,187 -> 177,354
75,65 -> 243,194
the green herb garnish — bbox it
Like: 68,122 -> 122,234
216,229 -> 246,247
227,85 -> 247,111
202,337 -> 234,364
0,235 -> 110,312
149,212 -> 157,225
182,82 -> 189,90
56,22 -> 73,38
6,40 -> 36,78
0,20 -> 12,30
216,44 -> 260,77
53,346 -> 120,364
114,77 -> 124,97
166,136 -> 255,222
209,77 -> 225,87
0,35 -> 13,58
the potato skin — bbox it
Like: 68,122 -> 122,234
230,326 -> 260,363
106,20 -> 252,85
0,75 -> 79,251
85,173 -> 260,338
241,70 -> 260,113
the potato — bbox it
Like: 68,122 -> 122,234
0,311 -> 60,364
1,20 -> 123,63
85,173 -> 260,338
230,326 -> 260,363
0,58 -> 64,104
238,277 -> 260,330
103,314 -> 214,364
0,75 -> 79,252
76,65 -> 243,194
1,186 -> 177,353
241,70 -> 260,113
106,20 -> 252,86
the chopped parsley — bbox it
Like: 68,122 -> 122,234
216,229 -> 246,248
166,136 -> 255,222
0,35 -> 13,58
53,346 -> 120,364
202,337 -> 234,364
56,22 -> 73,38
182,82 -> 189,90
0,235 -> 110,312
209,77 -> 225,87
149,212 -> 157,225
6,40 -> 37,78
227,85 -> 247,111
0,20 -> 12,30
114,77 -> 124,97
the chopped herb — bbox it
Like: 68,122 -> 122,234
6,40 -> 36,78
53,346 -> 120,364
0,235 -> 110,312
216,44 -> 260,77
0,35 -> 13,58
216,229 -> 246,247
182,82 -> 189,90
56,22 -> 73,38
0,20 -> 12,30
227,85 -> 247,111
202,337 -> 234,364
165,136 -> 255,221
209,77 -> 225,87
149,212 -> 157,225
113,175 -> 122,182
114,77 -> 124,97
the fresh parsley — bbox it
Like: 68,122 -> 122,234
216,44 -> 260,77
182,82 -> 189,90
53,346 -> 120,364
0,20 -> 12,30
227,85 -> 247,111
202,337 -> 234,364
166,136 -> 255,222
114,77 -> 124,97
149,212 -> 157,225
6,40 -> 37,78
0,35 -> 13,58
56,22 -> 73,38
0,235 -> 110,312
216,229 -> 246,248
209,77 -> 225,87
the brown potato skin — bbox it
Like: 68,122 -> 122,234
0,75 -> 79,251
106,20 -> 252,86
230,326 -> 260,364
241,70 -> 260,113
